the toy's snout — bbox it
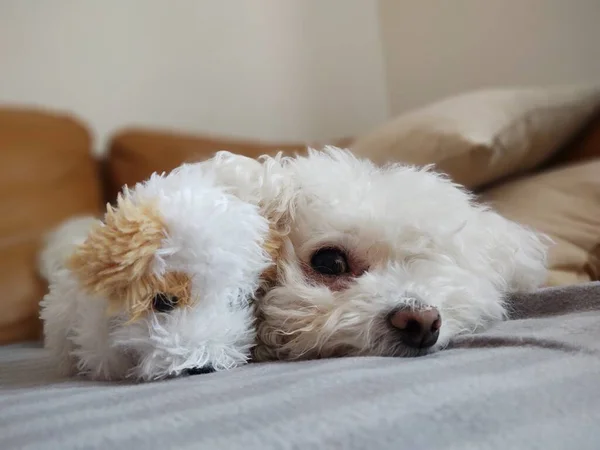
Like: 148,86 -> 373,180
68,194 -> 194,320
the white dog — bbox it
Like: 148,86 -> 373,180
40,147 -> 548,380
246,147 -> 549,361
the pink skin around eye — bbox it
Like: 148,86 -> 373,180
302,249 -> 368,292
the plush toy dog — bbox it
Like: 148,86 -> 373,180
39,158 -> 279,381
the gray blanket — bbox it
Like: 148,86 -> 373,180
1,282 -> 600,450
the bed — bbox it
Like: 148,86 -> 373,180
2,283 -> 599,450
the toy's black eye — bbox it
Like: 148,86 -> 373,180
152,293 -> 179,313
310,248 -> 349,276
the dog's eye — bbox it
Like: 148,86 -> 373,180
152,293 -> 179,313
310,248 -> 349,276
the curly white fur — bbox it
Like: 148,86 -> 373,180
243,147 -> 549,361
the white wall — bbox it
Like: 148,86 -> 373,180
0,0 -> 388,154
379,0 -> 600,115
4,1 -> 598,156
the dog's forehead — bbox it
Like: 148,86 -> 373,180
289,155 -> 479,250
295,166 -> 461,222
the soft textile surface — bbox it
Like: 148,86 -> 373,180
1,283 -> 600,450
106,129 -> 353,202
350,84 -> 600,189
480,160 -> 600,287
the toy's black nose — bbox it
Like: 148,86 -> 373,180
184,365 -> 215,375
388,307 -> 441,349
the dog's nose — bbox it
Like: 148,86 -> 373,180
388,307 -> 441,349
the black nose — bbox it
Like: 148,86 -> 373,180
183,365 -> 215,375
388,307 -> 441,349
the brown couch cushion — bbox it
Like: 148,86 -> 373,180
350,85 -> 600,190
0,108 -> 102,344
479,159 -> 600,287
106,127 -> 352,201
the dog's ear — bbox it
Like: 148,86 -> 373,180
475,209 -> 550,292
259,200 -> 294,287
67,193 -> 192,319
257,155 -> 297,287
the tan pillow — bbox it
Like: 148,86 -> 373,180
351,85 -> 600,189
479,160 -> 600,287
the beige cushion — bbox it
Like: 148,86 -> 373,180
479,160 -> 600,287
351,85 -> 600,189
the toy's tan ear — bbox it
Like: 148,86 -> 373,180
67,194 -> 192,319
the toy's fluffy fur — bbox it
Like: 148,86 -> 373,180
40,163 -> 273,381
40,147 -> 548,380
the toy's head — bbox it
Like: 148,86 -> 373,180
68,163 -> 275,380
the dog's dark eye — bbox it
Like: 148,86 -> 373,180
152,293 -> 179,313
310,248 -> 349,276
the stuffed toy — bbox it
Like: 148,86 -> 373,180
39,158 -> 280,381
